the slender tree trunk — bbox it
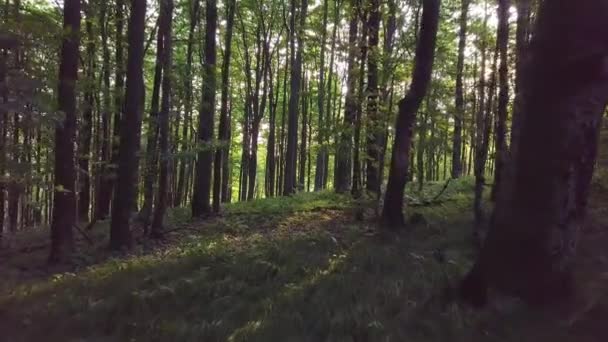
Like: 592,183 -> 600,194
151,0 -> 173,237
265,48 -> 280,198
299,75 -> 308,190
382,0 -> 440,228
283,0 -> 308,195
109,0 -> 147,250
365,0 -> 381,198
335,0 -> 358,193
213,0 -> 235,211
221,103 -> 232,202
140,14 -> 164,228
461,0 -> 608,307
49,0 -> 80,263
323,5 -> 338,189
491,0 -> 510,201
452,0 -> 468,179
175,0 -> 199,208
192,0 -> 217,216
79,4 -> 95,223
352,10 -> 368,198
314,0 -> 329,191
473,8 -> 489,240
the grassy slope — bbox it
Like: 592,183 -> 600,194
2,159 -> 608,342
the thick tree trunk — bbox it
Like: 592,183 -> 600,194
151,0 -> 173,237
109,0 -> 147,250
491,0 -> 511,201
283,0 -> 307,195
452,0 -> 468,179
49,0 -> 80,263
192,0 -> 217,216
335,0 -> 358,194
382,0 -> 440,228
213,0 -> 235,211
461,0 -> 608,307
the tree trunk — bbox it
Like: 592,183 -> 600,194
49,0 -> 80,263
151,0 -> 173,237
352,9 -> 368,198
213,0 -> 235,211
140,14 -> 164,228
335,0 -> 358,194
452,0 -> 468,179
491,0 -> 510,201
365,0 -> 381,198
79,4 -> 95,223
473,9 -> 489,239
299,74 -> 308,190
109,0 -> 147,251
461,0 -> 608,307
314,0 -> 329,192
283,0 -> 307,195
192,0 -> 217,216
382,0 -> 440,228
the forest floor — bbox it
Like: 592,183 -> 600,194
1,130 -> 608,341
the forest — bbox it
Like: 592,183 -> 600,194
2,0 -> 608,340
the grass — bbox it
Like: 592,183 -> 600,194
0,177 -> 603,341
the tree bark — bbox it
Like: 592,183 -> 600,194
365,0 -> 381,198
461,0 -> 608,307
491,0 -> 511,201
382,0 -> 440,228
283,0 -> 307,195
192,0 -> 217,216
314,0 -> 329,192
151,0 -> 173,237
109,0 -> 147,250
213,0 -> 235,211
49,0 -> 80,263
335,0 -> 358,194
452,0 -> 468,179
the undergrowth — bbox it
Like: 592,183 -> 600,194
0,177 -> 586,341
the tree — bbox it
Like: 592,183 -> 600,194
283,0 -> 308,196
334,0 -> 358,194
151,0 -> 174,237
382,0 -> 440,227
109,0 -> 147,250
192,0 -> 217,216
213,0 -> 235,212
491,0 -> 511,201
461,0 -> 608,307
49,0 -> 81,263
365,0 -> 381,198
451,0 -> 468,179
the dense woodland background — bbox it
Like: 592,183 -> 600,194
2,0 -> 608,339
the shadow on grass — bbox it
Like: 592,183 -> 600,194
0,184 -> 552,342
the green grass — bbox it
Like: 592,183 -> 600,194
0,178 -> 577,341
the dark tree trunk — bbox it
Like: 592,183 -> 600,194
109,0 -> 147,250
96,0 -> 112,220
49,0 -> 80,263
382,0 -> 440,228
213,0 -> 235,211
352,9 -> 368,198
365,0 -> 381,198
151,0 -> 174,237
277,42 -> 289,196
192,0 -> 217,216
299,75 -> 308,190
0,52 -> 6,240
491,0 -> 511,201
283,0 -> 307,195
461,0 -> 608,307
314,0 -> 329,192
140,14 -> 165,228
452,0 -> 468,179
265,48 -> 280,198
79,5 -> 95,223
473,9 -> 490,240
221,104 -> 232,203
335,0 -> 358,194
175,0 -> 199,207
